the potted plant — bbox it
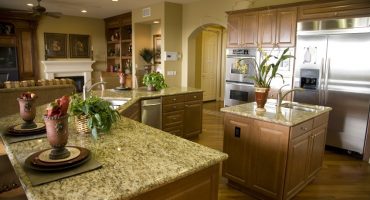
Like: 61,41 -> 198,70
142,72 -> 168,91
139,48 -> 154,73
252,47 -> 294,111
69,94 -> 120,138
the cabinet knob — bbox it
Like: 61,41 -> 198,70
300,127 -> 308,131
173,98 -> 177,101
193,96 -> 197,99
173,106 -> 177,109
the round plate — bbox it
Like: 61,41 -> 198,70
114,86 -> 131,91
12,123 -> 45,132
25,146 -> 90,171
38,147 -> 81,163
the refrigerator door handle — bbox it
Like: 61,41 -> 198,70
324,58 -> 330,105
319,58 -> 325,105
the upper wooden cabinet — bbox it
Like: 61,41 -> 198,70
227,8 -> 297,48
298,0 -> 370,21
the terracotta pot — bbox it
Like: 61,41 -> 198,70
17,98 -> 37,129
44,114 -> 70,159
255,87 -> 269,112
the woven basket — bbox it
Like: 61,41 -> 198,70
75,115 -> 90,134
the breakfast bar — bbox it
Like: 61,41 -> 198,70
0,87 -> 227,200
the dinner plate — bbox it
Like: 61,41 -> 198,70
24,147 -> 91,171
114,86 -> 131,91
6,123 -> 46,136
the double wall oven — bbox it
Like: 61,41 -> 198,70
224,48 -> 257,107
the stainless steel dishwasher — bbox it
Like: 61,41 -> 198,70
141,98 -> 162,129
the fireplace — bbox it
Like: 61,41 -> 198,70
41,60 -> 95,88
57,76 -> 84,92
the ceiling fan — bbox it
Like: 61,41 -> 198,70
30,0 -> 62,18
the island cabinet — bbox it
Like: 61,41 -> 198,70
121,101 -> 140,122
227,7 -> 297,48
162,92 -> 203,138
222,111 -> 329,200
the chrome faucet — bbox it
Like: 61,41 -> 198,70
276,84 -> 302,110
82,81 -> 106,100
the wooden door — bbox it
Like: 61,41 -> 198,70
183,101 -> 202,137
250,120 -> 289,199
258,10 -> 277,48
201,29 -> 218,101
241,12 -> 258,47
307,124 -> 327,179
227,14 -> 242,47
276,7 -> 297,47
222,114 -> 252,185
284,132 -> 310,199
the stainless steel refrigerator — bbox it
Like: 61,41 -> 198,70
293,17 -> 370,155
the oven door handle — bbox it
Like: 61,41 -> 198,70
226,82 -> 255,87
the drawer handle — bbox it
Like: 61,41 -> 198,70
173,117 -> 177,120
173,106 -> 177,109
173,98 -> 177,101
300,127 -> 308,131
193,96 -> 197,98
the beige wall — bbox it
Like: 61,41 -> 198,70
36,15 -> 106,79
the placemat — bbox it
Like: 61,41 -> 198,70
1,132 -> 46,144
22,156 -> 102,186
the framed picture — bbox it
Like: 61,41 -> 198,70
44,33 -> 67,58
69,34 -> 90,58
153,34 -> 161,64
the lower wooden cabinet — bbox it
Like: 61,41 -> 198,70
223,112 -> 329,200
184,100 -> 202,138
121,101 -> 140,122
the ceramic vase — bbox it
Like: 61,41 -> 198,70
44,114 -> 70,160
17,98 -> 37,129
255,87 -> 269,112
147,85 -> 156,91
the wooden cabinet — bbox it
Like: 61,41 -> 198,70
223,112 -> 329,200
298,0 -> 370,21
104,13 -> 132,84
162,92 -> 203,138
227,7 -> 297,48
121,101 -> 140,122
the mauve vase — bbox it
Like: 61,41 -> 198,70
17,98 -> 37,129
43,114 -> 70,160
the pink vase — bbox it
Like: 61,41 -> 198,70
17,98 -> 37,129
43,114 -> 70,160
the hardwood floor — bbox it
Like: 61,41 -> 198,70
192,101 -> 370,200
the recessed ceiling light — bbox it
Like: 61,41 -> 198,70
112,0 -> 119,2
81,10 -> 87,13
153,20 -> 160,24
27,3 -> 33,7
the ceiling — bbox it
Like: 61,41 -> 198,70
0,0 -> 200,19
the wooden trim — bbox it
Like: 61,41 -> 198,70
363,112 -> 370,162
226,0 -> 370,15
131,164 -> 220,200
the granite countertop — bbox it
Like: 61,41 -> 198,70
221,99 -> 332,126
91,87 -> 203,113
0,87 -> 227,200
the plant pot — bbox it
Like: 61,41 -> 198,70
144,65 -> 152,74
44,114 -> 70,160
17,98 -> 37,129
147,84 -> 156,91
255,87 -> 269,112
75,115 -> 90,134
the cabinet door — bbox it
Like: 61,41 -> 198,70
307,124 -> 327,179
250,120 -> 289,199
258,10 -> 277,48
241,12 -> 258,47
183,101 -> 202,138
222,114 -> 252,185
276,7 -> 297,47
284,132 -> 310,199
227,14 -> 242,48
17,29 -> 36,80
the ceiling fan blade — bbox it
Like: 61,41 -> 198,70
45,12 -> 62,18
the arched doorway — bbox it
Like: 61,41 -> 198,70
188,24 -> 225,102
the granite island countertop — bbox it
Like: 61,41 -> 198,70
0,87 -> 227,200
221,99 -> 332,126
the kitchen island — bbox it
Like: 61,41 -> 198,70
0,87 -> 227,200
221,100 -> 332,200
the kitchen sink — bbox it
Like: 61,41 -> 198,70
100,97 -> 131,109
280,102 -> 321,112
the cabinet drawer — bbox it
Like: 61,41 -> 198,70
291,119 -> 313,139
313,112 -> 329,128
163,111 -> 184,128
163,102 -> 184,113
185,92 -> 203,102
162,94 -> 185,105
163,125 -> 183,137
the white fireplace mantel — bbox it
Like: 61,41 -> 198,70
42,60 -> 95,87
